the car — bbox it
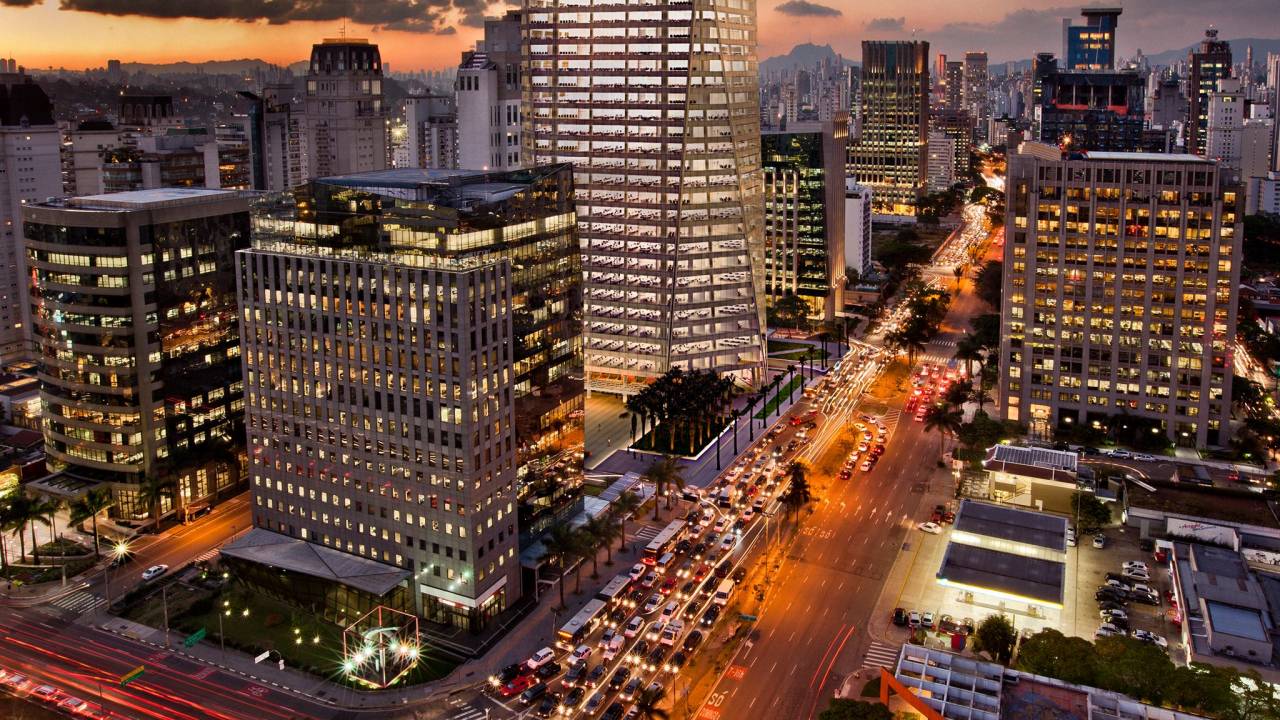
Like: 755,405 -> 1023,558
629,563 -> 646,581
1095,623 -> 1122,638
1122,568 -> 1151,582
562,685 -> 586,708
571,644 -> 593,664
893,607 -> 908,626
741,508 -> 755,522
700,605 -> 722,627
1133,453 -> 1156,462
693,563 -> 710,581
527,646 -> 556,669
1131,629 -> 1168,648
659,577 -> 679,595
921,611 -> 935,629
677,580 -> 698,600
714,560 -> 732,579
857,442 -> 869,453
621,677 -> 643,701
628,640 -> 650,664
1131,591 -> 1160,606
534,661 -> 562,680
1092,534 -> 1106,549
140,564 -> 169,581
683,629 -> 704,651
492,662 -> 533,687
1103,614 -> 1130,631
1096,589 -> 1127,603
584,692 -> 607,715
609,666 -> 632,690
917,522 -> 942,534
645,645 -> 668,671
666,651 -> 688,673
692,542 -> 709,559
563,661 -> 587,688
1100,608 -> 1128,621
712,518 -> 728,534
602,702 -> 626,720
1103,578 -> 1130,592
624,616 -> 645,638
1,673 -> 30,692
641,594 -> 663,615
861,459 -> 875,471
645,621 -> 665,643
533,693 -> 560,718
585,664 -> 608,688
732,567 -> 748,584
500,674 -> 538,697
1122,561 -> 1149,572
1129,582 -> 1156,596
31,685 -> 62,703
627,589 -> 647,607
1098,601 -> 1127,615
641,572 -> 659,589
908,610 -> 922,627
720,534 -> 735,551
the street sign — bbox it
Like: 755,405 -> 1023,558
254,651 -> 271,664
119,665 -> 145,687
183,627 -> 207,648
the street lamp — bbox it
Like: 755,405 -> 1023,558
103,541 -> 132,606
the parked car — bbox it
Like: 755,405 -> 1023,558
893,607 -> 908,626
917,522 -> 942,535
140,564 -> 169,582
908,610 -> 922,627
1122,561 -> 1149,572
1095,623 -> 1122,638
1131,629 -> 1169,648
1092,534 -> 1107,549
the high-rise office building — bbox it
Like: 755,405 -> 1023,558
761,119 -> 847,322
848,41 -> 930,216
999,143 -> 1240,448
943,61 -> 964,110
1206,78 -> 1246,181
1187,28 -> 1233,157
233,166 -> 577,630
843,180 -> 872,283
404,95 -> 458,170
1032,55 -> 1146,152
1063,7 -> 1121,70
0,61 -> 61,362
24,188 -> 250,517
930,109 -> 974,178
926,130 -> 957,192
457,11 -> 523,171
1147,77 -> 1185,131
963,51 -> 990,144
523,0 -> 766,394
60,119 -> 123,196
303,38 -> 388,178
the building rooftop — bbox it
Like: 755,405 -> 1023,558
220,528 -> 410,596
1085,150 -> 1207,162
954,499 -> 1069,552
938,543 -> 1066,606
985,444 -> 1078,471
1125,480 -> 1280,529
67,187 -> 237,210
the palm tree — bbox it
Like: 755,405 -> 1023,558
0,495 -> 18,569
953,334 -> 985,379
582,515 -> 612,577
593,512 -> 625,566
540,524 -> 581,610
4,493 -> 39,564
923,404 -> 964,459
781,463 -> 812,521
138,474 -> 175,533
632,685 -> 670,720
26,497 -> 56,564
609,491 -> 642,553
71,488 -> 114,557
642,456 -> 685,519
571,528 -> 593,594
784,364 -> 798,409
969,386 -> 993,413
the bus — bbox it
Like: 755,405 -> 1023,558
596,573 -> 633,610
557,598 -> 607,650
643,520 -> 687,564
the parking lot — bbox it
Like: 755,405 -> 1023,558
874,508 -> 1178,656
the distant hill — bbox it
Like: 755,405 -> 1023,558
120,59 -> 291,76
761,43 -> 856,74
1139,37 -> 1280,67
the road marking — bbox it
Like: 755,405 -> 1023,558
49,590 -> 106,614
725,664 -> 748,681
863,641 -> 902,670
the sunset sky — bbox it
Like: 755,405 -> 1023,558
1,0 -> 1276,72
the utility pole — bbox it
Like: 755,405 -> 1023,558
161,585 -> 170,647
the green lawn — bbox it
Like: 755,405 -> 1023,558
122,581 -> 458,686
766,339 -> 813,354
1,557 -> 95,584
754,376 -> 804,420
772,348 -> 830,362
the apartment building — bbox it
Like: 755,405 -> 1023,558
457,11 -> 523,171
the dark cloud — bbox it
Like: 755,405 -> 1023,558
865,17 -> 905,32
775,0 -> 840,18
55,0 -> 485,34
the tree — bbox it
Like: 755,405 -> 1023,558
0,495 -> 20,568
138,474 -> 176,532
582,515 -> 612,577
540,524 -> 582,610
968,386 -> 993,413
4,493 -> 41,564
1093,635 -> 1176,705
1071,492 -> 1111,532
70,488 -> 114,557
923,404 -> 963,458
571,527 -> 594,593
781,462 -> 812,520
632,685 -> 670,720
974,260 -> 1003,309
953,334 -> 985,379
816,699 -> 892,720
943,382 -> 970,409
1015,629 -> 1100,686
768,293 -> 811,329
25,496 -> 56,563
972,614 -> 1016,663
609,490 -> 642,553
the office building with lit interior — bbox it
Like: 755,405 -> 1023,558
23,188 -> 249,521
998,142 -> 1240,447
230,166 -> 579,632
848,41 -> 930,216
522,0 -> 767,395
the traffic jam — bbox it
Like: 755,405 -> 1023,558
487,389 -> 839,718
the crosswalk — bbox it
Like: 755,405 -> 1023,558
880,409 -> 902,435
49,589 -> 106,614
916,353 -> 953,368
862,641 -> 901,671
932,338 -> 958,348
630,525 -> 661,543
193,548 -> 220,563
444,695 -> 491,720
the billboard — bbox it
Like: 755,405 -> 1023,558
1165,517 -> 1239,550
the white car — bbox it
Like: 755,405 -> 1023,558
699,513 -> 713,528
720,534 -> 735,551
917,522 -> 943,535
641,594 -> 664,615
1095,623 -> 1122,638
1121,561 -> 1149,572
629,563 -> 646,581
712,518 -> 728,534
659,601 -> 679,621
1122,568 -> 1151,582
1133,453 -> 1156,462
1129,582 -> 1155,596
1099,608 -> 1128,621
1131,629 -> 1168,648
921,612 -> 935,629
141,564 -> 169,582
526,646 -> 555,669
624,616 -> 644,638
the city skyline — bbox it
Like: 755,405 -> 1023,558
1,0 -> 1278,72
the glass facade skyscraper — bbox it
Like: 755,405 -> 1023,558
848,41 -> 931,217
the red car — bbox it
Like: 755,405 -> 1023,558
659,577 -> 678,595
500,674 -> 538,697
693,563 -> 710,580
